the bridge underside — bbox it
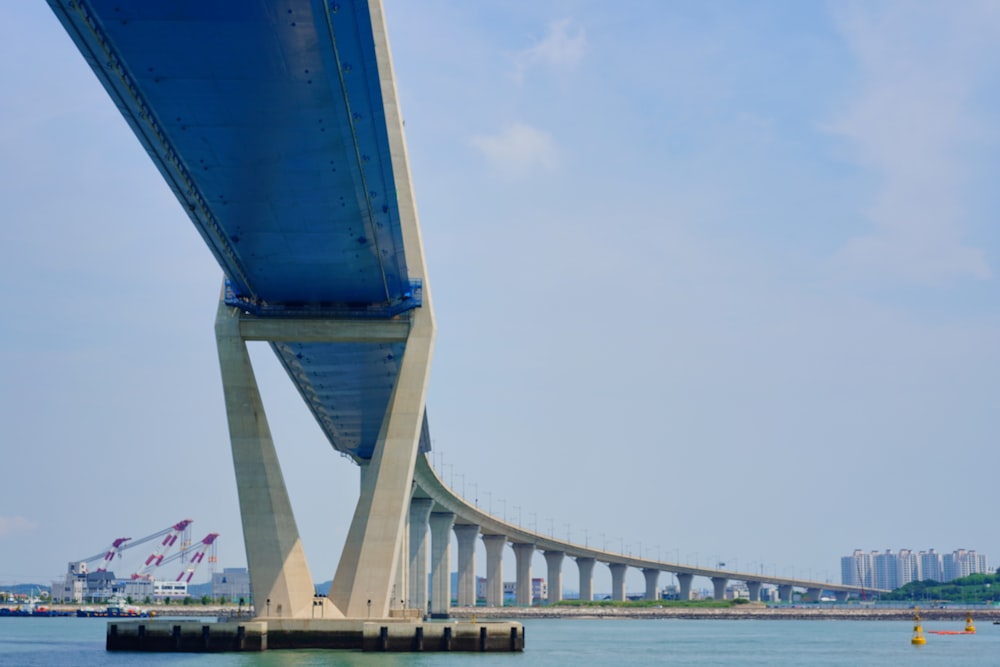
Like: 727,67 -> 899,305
47,0 -> 436,620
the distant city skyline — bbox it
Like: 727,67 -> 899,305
841,548 -> 991,590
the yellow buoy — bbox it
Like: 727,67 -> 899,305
911,608 -> 926,645
965,612 -> 976,634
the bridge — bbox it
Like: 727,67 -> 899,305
46,0 -> 880,625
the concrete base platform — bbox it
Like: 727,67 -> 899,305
106,618 -> 524,653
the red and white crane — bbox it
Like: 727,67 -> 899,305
156,533 -> 220,583
77,537 -> 132,572
131,519 -> 193,580
74,519 -> 195,575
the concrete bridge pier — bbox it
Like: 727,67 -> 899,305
407,498 -> 433,612
608,563 -> 627,601
803,587 -> 822,602
835,591 -> 849,603
676,573 -> 693,600
429,512 -> 454,616
215,303 -> 337,620
778,584 -> 793,602
711,577 -> 728,601
482,535 -> 506,607
453,524 -> 479,607
642,568 -> 660,601
746,580 -> 762,602
544,551 -> 564,604
575,557 -> 595,601
512,543 -> 535,606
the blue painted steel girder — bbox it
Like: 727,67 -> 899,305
48,0 -> 431,460
48,0 -> 415,312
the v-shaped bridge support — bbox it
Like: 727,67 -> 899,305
214,296 -> 434,619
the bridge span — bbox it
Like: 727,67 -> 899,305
44,0 -> 878,628
411,456 -> 884,613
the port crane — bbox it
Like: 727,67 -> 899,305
74,519 -> 194,576
155,533 -> 219,583
131,519 -> 193,580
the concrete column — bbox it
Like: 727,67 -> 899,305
608,563 -> 627,601
835,590 -> 849,603
512,543 -> 534,606
676,573 -> 693,600
544,551 -> 564,604
482,535 -> 506,607
453,524 -> 480,607
575,557 -> 595,601
778,584 -> 793,602
747,581 -> 762,602
642,568 -> 660,601
804,587 -> 822,602
215,302 -> 338,620
711,577 -> 728,600
407,498 -> 432,612
328,303 -> 435,618
428,511 -> 454,617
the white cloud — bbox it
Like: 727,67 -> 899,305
828,1 -> 998,283
469,123 -> 559,176
0,516 -> 36,537
511,19 -> 586,83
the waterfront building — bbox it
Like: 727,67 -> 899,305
840,550 -> 874,588
897,549 -> 920,587
841,548 -> 990,586
211,567 -> 251,602
873,550 -> 899,590
943,549 -> 989,581
919,549 -> 942,582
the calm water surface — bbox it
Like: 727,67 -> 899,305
1,616 -> 997,666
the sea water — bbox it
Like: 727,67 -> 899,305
1,617 -> 997,666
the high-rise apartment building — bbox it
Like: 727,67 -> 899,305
842,548 -> 989,587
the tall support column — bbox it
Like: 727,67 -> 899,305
453,524 -> 480,607
711,577 -> 728,600
747,580 -> 762,602
482,535 -> 506,607
575,557 -> 595,601
328,302 -> 435,618
544,551 -> 564,604
778,584 -> 793,602
407,498 -> 433,612
835,590 -> 849,603
512,543 -> 534,606
643,568 -> 660,601
428,511 -> 454,617
215,302 -> 339,620
804,587 -> 822,602
608,563 -> 627,601
676,573 -> 693,600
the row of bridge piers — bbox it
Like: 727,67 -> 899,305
407,499 -> 850,616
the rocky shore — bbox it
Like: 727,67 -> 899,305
448,605 -> 1000,622
47,603 -> 1000,622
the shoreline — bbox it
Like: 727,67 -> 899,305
448,605 -> 1000,622
35,603 -> 1000,622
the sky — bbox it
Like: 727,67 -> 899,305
1,1 -> 998,595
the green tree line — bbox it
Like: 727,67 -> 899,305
880,571 -> 1000,603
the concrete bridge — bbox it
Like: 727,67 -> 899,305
410,455 -> 881,614
45,0 -> 881,629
